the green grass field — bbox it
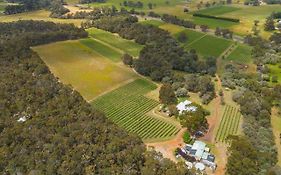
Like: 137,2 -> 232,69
196,6 -> 240,16
187,34 -> 233,57
33,40 -> 137,101
215,105 -> 241,142
87,28 -> 143,57
92,79 -> 180,141
80,38 -> 122,62
226,44 -> 252,64
150,22 -> 232,58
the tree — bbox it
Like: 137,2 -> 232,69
175,87 -> 188,97
215,27 -> 221,36
227,0 -> 232,4
148,2 -> 153,9
272,75 -> 278,83
200,25 -> 208,32
226,136 -> 259,175
122,53 -> 133,66
180,108 -> 209,134
252,25 -> 260,36
264,16 -> 275,31
254,20 -> 259,26
168,104 -> 179,116
159,84 -> 177,105
177,31 -> 188,43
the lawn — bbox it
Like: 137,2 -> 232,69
33,40 -> 137,101
80,38 -> 122,62
215,105 -> 242,142
226,44 -> 252,64
269,64 -> 281,84
187,34 -> 233,57
0,10 -> 84,26
196,6 -> 240,16
92,79 -> 180,141
87,28 -> 143,57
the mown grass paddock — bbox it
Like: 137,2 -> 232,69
215,105 -> 242,142
149,22 -> 233,58
226,44 -> 252,64
80,38 -> 123,62
92,79 -> 180,141
196,6 -> 240,16
187,34 -> 233,58
33,40 -> 137,101
87,28 -> 143,57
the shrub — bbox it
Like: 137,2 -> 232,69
183,132 -> 191,143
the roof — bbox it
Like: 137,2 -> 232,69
195,163 -> 205,171
191,141 -> 206,159
176,100 -> 197,114
192,141 -> 206,150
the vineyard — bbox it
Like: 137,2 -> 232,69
92,79 -> 180,140
215,105 -> 241,142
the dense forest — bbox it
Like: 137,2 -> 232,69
225,33 -> 281,175
0,20 -> 191,175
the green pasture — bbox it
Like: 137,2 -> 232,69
174,28 -> 206,46
87,28 -> 143,57
196,6 -> 240,16
33,40 -> 137,101
215,105 -> 241,142
226,44 -> 252,64
80,38 -> 122,62
187,34 -> 233,57
159,23 -> 185,35
92,79 -> 180,140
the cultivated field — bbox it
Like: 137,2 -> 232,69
187,34 -> 232,58
92,79 -> 180,141
33,40 -> 137,101
215,105 -> 241,142
196,6 -> 240,16
87,28 -> 143,57
226,44 -> 252,64
151,22 -> 232,58
80,38 -> 123,62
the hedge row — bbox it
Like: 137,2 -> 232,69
193,13 -> 240,23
